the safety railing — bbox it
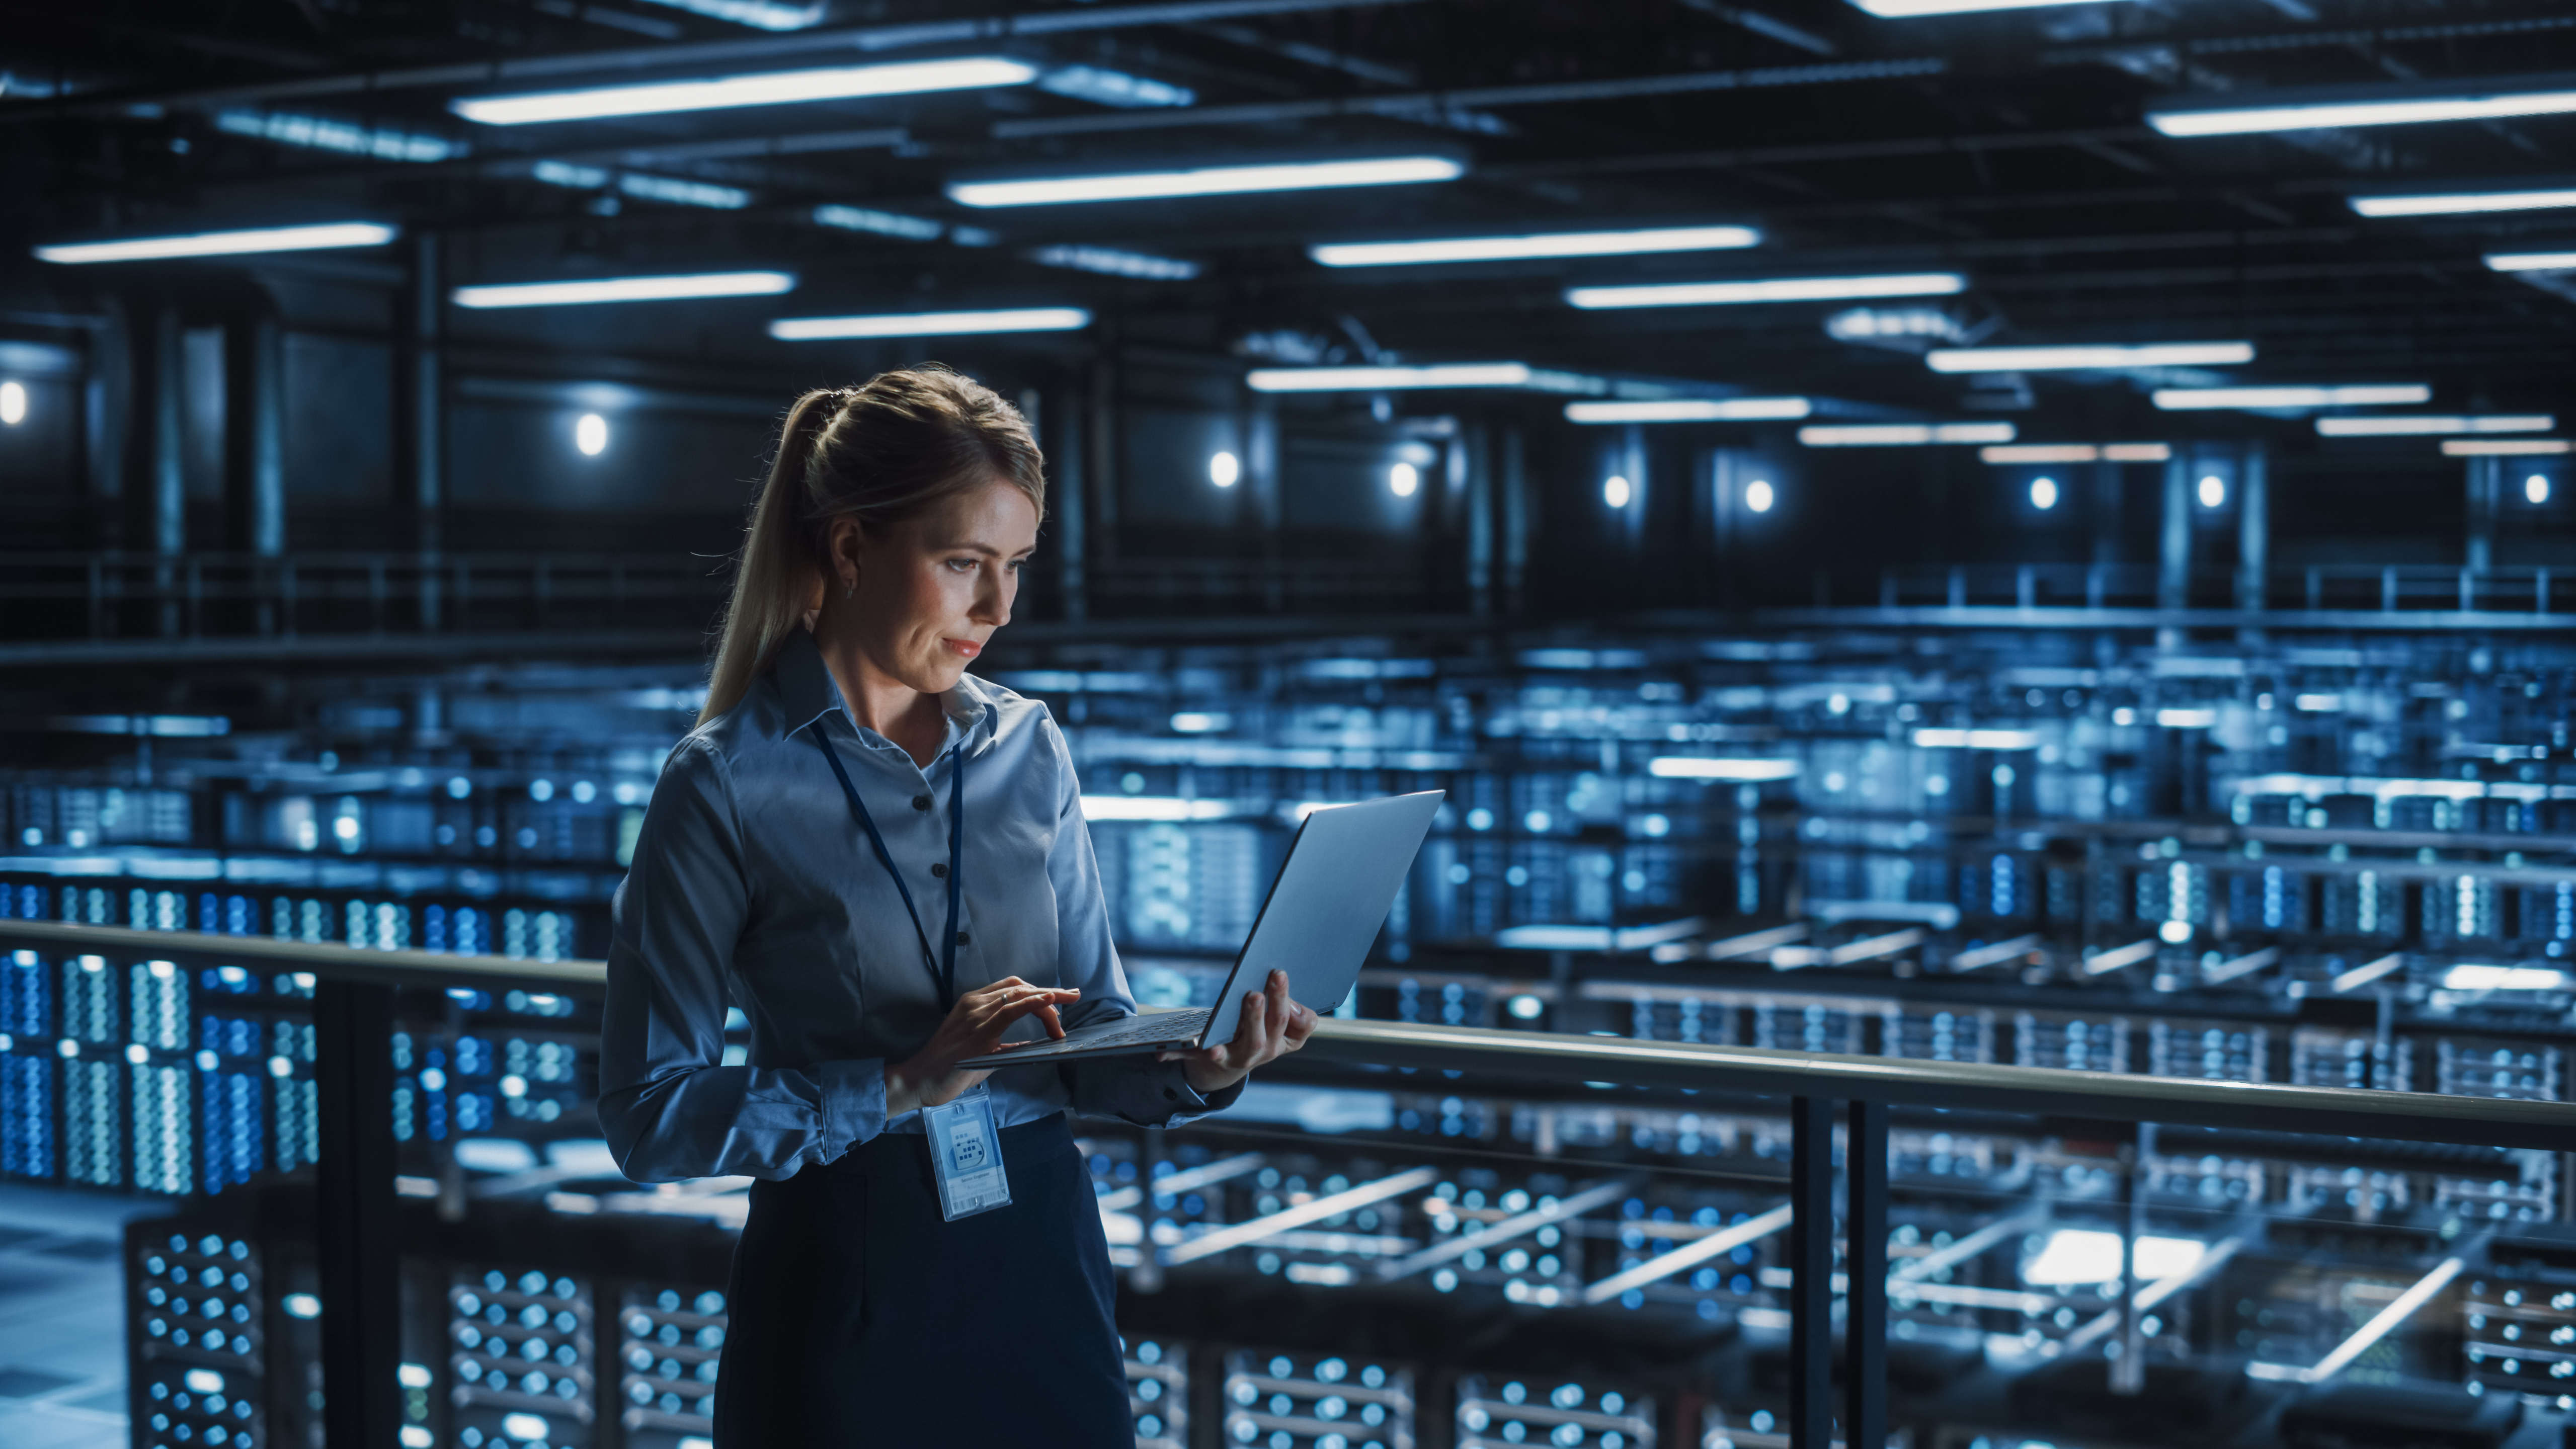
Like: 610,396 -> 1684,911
1857,561 -> 2576,619
0,550 -> 1451,650
9,915 -> 2575,1448
0,548 -> 726,643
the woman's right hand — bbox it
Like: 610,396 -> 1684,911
883,977 -> 1080,1117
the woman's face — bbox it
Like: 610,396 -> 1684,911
823,477 -> 1039,696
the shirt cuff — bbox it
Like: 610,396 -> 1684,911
817,1058 -> 890,1158
1158,1057 -> 1248,1119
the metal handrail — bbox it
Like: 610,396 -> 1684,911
18,915 -> 2562,1447
11,919 -> 2572,1151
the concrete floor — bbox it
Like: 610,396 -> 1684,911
0,1181 -> 177,1449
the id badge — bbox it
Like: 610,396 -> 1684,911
922,1088 -> 1011,1221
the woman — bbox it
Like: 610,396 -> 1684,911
596,365 -> 1318,1445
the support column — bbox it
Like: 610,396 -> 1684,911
2467,455 -> 2498,577
1614,423 -> 1646,546
2236,442 -> 2268,608
127,305 -> 186,556
1246,392 -> 1281,612
2237,442 -> 2268,645
1085,344 -> 1118,601
224,314 -> 287,636
222,317 -> 285,555
399,234 -> 444,626
1465,419 -> 1495,619
1500,424 -> 1528,616
2090,458 -> 2123,567
85,297 -> 130,550
125,304 -> 186,637
1049,379 -> 1086,622
2158,455 -> 2189,649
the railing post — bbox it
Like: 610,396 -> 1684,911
2016,566 -> 2034,611
2542,569 -> 2553,615
2111,1121 -> 2155,1395
1946,567 -> 1964,610
313,977 -> 401,1448
1788,1095 -> 1835,1449
2305,567 -> 2320,612
1844,1099 -> 1888,1449
2381,567 -> 2396,612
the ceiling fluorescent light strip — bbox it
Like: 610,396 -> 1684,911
1568,273 -> 1965,308
1565,398 -> 1811,423
1036,65 -> 1195,109
812,204 -> 944,241
2317,414 -> 2554,437
1925,342 -> 2255,372
2444,439 -> 2572,456
1246,364 -> 1535,392
35,221 -> 399,264
631,0 -> 826,30
1311,225 -> 1761,267
1798,423 -> 2016,446
215,109 -> 462,164
452,272 -> 796,308
452,56 -> 1038,125
2150,80 -> 2576,138
2487,252 -> 2576,273
768,307 -> 1091,340
1981,443 -> 2172,464
2153,385 -> 2431,410
948,155 -> 1466,208
1029,244 -> 1200,280
1851,0 -> 2144,14
2354,189 -> 2576,218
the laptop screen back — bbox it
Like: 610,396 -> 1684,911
1194,790 -> 1444,1048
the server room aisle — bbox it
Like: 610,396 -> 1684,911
0,1182 -> 170,1448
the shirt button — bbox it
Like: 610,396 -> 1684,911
912,795 -> 931,811
955,931 -> 971,945
930,863 -> 948,878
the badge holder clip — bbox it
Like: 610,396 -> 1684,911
922,1088 -> 1011,1221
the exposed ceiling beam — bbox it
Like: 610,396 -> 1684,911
0,0 -> 1439,122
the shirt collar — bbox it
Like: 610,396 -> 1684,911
769,624 -> 996,755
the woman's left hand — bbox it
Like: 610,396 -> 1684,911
1160,968 -> 1318,1096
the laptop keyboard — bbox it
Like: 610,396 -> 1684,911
1070,1009 -> 1209,1049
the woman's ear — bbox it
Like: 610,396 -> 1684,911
827,515 -> 868,595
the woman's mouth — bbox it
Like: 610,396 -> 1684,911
943,637 -> 982,659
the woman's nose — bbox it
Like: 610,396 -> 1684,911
972,574 -> 1012,627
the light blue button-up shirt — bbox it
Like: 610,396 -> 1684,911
597,623 -> 1239,1183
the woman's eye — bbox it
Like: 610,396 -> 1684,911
946,558 -> 977,572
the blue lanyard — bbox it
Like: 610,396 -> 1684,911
808,720 -> 965,1010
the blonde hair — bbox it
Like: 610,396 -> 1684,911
697,365 -> 1046,727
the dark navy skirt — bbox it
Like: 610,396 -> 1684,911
712,1111 -> 1134,1447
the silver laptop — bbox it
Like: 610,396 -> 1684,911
960,789 -> 1443,1069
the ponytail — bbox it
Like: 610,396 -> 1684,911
698,388 -> 846,727
695,367 -> 1046,729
